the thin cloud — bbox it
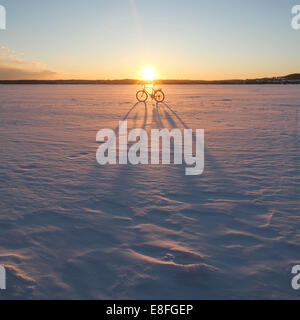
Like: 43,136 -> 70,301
0,65 -> 58,80
0,46 -> 59,80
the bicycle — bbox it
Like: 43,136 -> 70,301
136,85 -> 165,103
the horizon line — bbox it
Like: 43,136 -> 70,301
0,73 -> 300,83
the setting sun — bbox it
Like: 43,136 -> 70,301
142,67 -> 156,81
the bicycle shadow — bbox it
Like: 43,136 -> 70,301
155,102 -> 240,189
91,99 -> 240,220
115,101 -> 147,133
94,100 -> 148,186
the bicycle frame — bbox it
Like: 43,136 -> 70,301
143,85 -> 156,99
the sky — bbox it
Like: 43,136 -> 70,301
0,0 -> 299,80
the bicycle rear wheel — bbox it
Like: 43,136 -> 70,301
154,90 -> 165,103
136,90 -> 148,102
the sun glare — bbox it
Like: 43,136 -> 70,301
142,67 -> 156,81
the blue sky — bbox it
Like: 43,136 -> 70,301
0,0 -> 299,79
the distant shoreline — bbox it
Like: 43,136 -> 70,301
0,81 -> 300,85
0,74 -> 300,85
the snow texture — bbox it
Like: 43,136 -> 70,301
0,84 -> 299,299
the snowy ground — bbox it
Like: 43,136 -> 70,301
0,84 -> 299,299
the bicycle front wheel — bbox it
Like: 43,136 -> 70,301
154,90 -> 165,103
136,90 -> 148,102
